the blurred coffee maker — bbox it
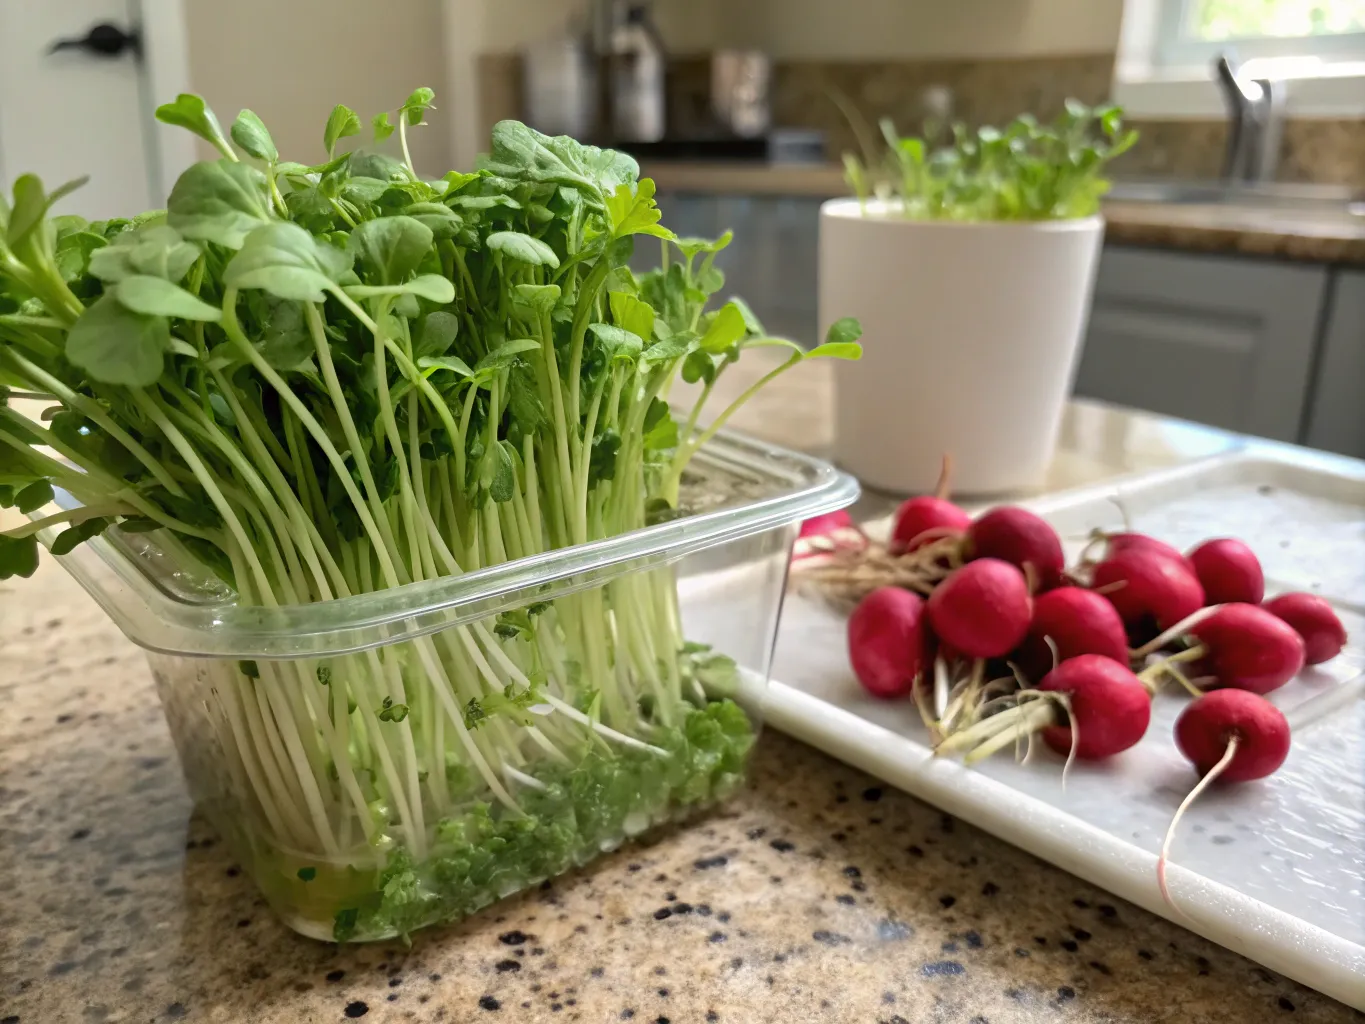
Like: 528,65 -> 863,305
710,50 -> 771,139
597,0 -> 667,143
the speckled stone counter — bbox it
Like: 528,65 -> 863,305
4,559 -> 1362,1024
3,376 -> 1361,1024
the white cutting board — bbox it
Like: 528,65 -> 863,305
763,448 -> 1365,1010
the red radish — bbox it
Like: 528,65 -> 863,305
800,510 -> 854,539
1014,587 -> 1130,681
1262,592 -> 1348,665
927,558 -> 1032,659
1187,538 -> 1265,605
1039,655 -> 1153,759
1092,549 -> 1204,634
1175,689 -> 1291,782
934,654 -> 1151,764
795,510 -> 865,562
1160,690 -> 1291,908
1187,603 -> 1305,695
1100,532 -> 1192,572
848,587 -> 928,699
966,507 -> 1065,590
889,496 -> 971,555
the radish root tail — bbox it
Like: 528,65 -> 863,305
1157,735 -> 1241,917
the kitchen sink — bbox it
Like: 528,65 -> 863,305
1107,179 -> 1365,217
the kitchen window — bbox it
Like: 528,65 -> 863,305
1116,0 -> 1365,116
1155,0 -> 1365,69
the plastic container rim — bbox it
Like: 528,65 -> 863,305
44,427 -> 858,660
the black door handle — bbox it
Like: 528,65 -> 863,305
48,22 -> 141,59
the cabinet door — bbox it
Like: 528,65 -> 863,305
647,191 -> 822,346
1303,270 -> 1365,459
1074,248 -> 1328,442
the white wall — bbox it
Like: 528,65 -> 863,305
721,0 -> 1124,59
184,0 -> 451,172
477,0 -> 725,53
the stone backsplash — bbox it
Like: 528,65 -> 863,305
767,54 -> 1115,156
1110,118 -> 1365,186
479,52 -> 1364,187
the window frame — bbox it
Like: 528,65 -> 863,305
1153,0 -> 1365,69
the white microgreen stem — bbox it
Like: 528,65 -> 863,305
1158,735 -> 1240,915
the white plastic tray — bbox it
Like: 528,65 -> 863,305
763,447 -> 1365,1010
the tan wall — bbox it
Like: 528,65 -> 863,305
480,0 -> 725,52
721,0 -> 1124,59
183,0 -> 452,173
475,0 -> 1122,59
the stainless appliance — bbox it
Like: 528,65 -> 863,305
607,3 -> 666,143
710,50 -> 771,139
522,29 -> 596,139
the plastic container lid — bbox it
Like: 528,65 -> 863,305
48,429 -> 857,660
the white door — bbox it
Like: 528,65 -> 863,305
0,0 -> 160,219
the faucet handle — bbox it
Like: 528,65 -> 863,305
1214,52 -> 1243,102
1214,51 -> 1265,105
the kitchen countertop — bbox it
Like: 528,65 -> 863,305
640,161 -> 1365,265
3,357 -> 1361,1024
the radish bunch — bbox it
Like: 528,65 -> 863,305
831,491 -> 1352,910
840,494 -> 1343,764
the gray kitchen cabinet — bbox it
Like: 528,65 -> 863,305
1074,248 -> 1329,443
1303,270 -> 1365,459
646,192 -> 822,345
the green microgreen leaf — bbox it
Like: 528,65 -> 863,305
699,302 -> 747,354
65,294 -> 170,387
114,275 -> 223,321
401,87 -> 436,126
418,354 -> 474,379
231,109 -> 279,163
823,317 -> 863,347
156,94 -> 232,157
486,230 -> 560,268
475,338 -> 540,372
605,178 -> 674,240
349,215 -> 434,284
166,159 -> 271,249
226,221 -> 351,302
14,479 -> 53,515
323,104 -> 362,158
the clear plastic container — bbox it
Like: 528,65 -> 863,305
50,430 -> 856,941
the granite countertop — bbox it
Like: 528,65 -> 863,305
639,161 -> 1365,265
3,361 -> 1362,1024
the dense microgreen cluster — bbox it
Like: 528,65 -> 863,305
843,100 -> 1138,221
0,88 -> 859,940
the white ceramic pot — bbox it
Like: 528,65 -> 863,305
820,198 -> 1104,496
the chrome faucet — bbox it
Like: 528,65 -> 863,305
1214,53 -> 1284,183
